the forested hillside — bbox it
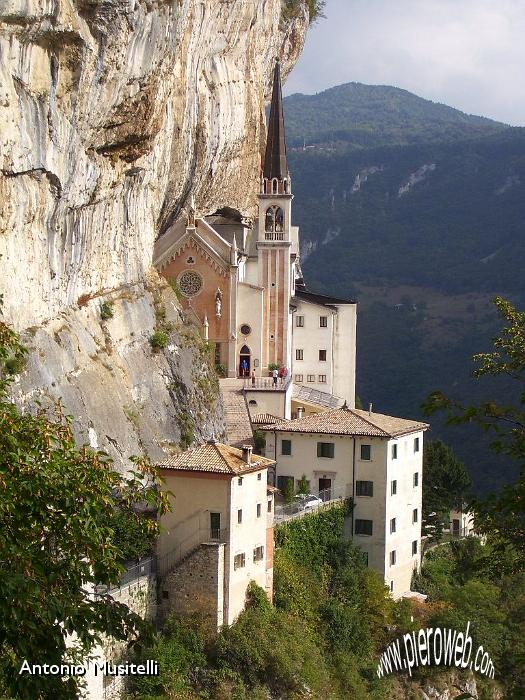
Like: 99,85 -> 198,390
285,83 -> 525,494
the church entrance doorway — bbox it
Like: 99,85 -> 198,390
239,345 -> 251,377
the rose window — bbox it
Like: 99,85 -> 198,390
178,270 -> 203,297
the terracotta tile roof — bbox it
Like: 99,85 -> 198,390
270,406 -> 428,438
252,413 -> 283,425
157,441 -> 275,475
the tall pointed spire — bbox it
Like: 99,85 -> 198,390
263,61 -> 289,183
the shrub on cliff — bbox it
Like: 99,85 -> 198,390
0,300 -> 169,700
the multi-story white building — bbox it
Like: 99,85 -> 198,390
156,441 -> 275,627
292,287 -> 357,406
262,406 -> 428,596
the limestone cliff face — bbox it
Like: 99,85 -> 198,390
0,0 -> 308,469
0,0 -> 308,329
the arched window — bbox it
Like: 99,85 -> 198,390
265,208 -> 274,232
283,179 -> 288,193
272,178 -> 278,194
275,207 -> 284,233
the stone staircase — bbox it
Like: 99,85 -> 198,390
219,378 -> 254,448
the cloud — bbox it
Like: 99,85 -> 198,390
284,0 -> 525,125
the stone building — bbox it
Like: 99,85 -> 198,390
156,441 -> 275,628
261,406 -> 428,596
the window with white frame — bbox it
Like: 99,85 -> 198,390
295,373 -> 304,382
296,349 -> 304,360
307,374 -> 316,382
296,315 -> 305,327
253,546 -> 264,562
318,374 -> 327,383
319,316 -> 328,327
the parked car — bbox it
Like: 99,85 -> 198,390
293,493 -> 323,511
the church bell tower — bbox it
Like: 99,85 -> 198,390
257,60 -> 294,374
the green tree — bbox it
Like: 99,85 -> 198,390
422,440 -> 472,541
0,303 -> 169,699
424,297 -> 525,571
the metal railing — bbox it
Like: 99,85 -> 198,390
242,375 -> 292,391
274,485 -> 350,524
94,556 -> 156,594
157,527 -> 228,578
265,232 -> 285,241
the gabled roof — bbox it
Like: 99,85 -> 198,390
271,406 -> 429,438
153,218 -> 231,271
251,412 -> 283,425
263,62 -> 289,181
293,289 -> 357,308
157,442 -> 275,475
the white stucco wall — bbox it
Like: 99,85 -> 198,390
237,282 -> 264,375
157,472 -> 230,562
227,468 -> 269,624
265,429 -> 424,596
332,303 -> 357,407
291,299 -> 357,405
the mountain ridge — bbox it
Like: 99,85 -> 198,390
284,81 -> 509,149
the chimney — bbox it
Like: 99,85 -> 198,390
241,445 -> 253,464
369,403 -> 373,416
297,406 -> 304,419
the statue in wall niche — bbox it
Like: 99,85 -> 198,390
215,289 -> 223,318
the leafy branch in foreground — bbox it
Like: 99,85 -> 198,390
0,303 -> 169,700
423,297 -> 525,571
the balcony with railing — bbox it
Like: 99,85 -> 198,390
264,231 -> 285,241
242,374 -> 292,392
273,485 -> 351,524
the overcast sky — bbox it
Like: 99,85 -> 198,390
284,0 -> 525,126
